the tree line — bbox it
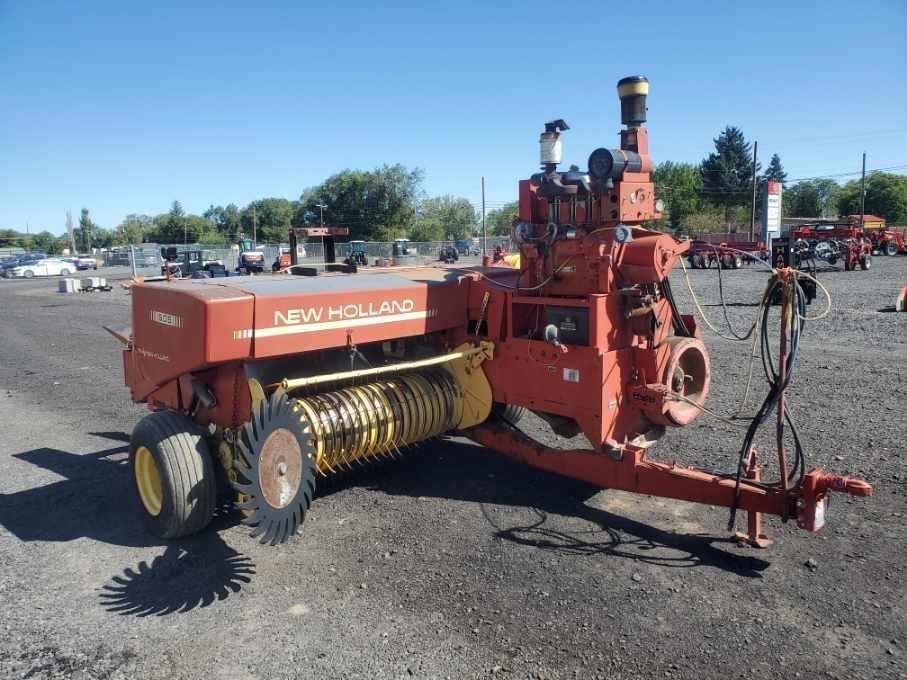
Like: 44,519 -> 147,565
0,164 -> 480,254
3,132 -> 906,253
652,126 -> 907,232
481,127 -> 907,238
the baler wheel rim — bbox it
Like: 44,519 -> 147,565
134,446 -> 163,516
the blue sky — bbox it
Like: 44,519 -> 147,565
2,0 -> 906,234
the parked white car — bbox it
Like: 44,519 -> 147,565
5,258 -> 76,278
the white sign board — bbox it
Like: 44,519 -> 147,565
762,181 -> 783,240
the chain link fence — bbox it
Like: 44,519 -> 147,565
103,238 -> 514,272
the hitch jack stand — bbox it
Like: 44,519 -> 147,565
736,448 -> 771,548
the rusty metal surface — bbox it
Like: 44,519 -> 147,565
257,428 -> 303,510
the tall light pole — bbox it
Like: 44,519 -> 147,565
860,152 -> 866,229
481,177 -> 487,258
315,203 -> 327,263
748,140 -> 758,240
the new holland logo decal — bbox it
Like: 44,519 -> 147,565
232,298 -> 437,340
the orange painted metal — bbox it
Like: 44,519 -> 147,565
466,421 -> 872,529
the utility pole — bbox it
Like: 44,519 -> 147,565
749,141 -> 758,240
860,152 -> 866,228
481,177 -> 487,257
252,205 -> 258,243
316,203 -> 327,263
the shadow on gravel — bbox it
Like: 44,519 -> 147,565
3,432 -> 257,616
99,532 -> 255,617
1,434 -> 161,548
1,431 -> 244,549
318,440 -> 771,578
482,505 -> 766,577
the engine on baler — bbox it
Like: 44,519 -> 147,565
114,75 -> 871,548
485,74 -> 711,453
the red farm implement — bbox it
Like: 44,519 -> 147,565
686,239 -> 768,270
791,225 -> 872,271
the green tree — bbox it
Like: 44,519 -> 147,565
412,195 -> 476,241
653,161 -> 702,228
90,227 -> 115,248
117,214 -> 153,244
30,231 -> 59,254
169,201 -> 186,243
78,208 -> 95,252
184,215 -> 218,243
144,204 -> 214,244
681,204 -> 730,234
784,179 -> 842,218
700,126 -> 759,226
784,181 -> 822,217
144,201 -> 188,243
240,198 -> 296,243
836,172 -> 907,224
296,165 -> 423,240
764,154 -> 787,185
204,204 -> 242,241
813,178 -> 840,218
0,229 -> 24,248
486,201 -> 519,236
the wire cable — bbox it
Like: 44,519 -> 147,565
678,252 -> 761,342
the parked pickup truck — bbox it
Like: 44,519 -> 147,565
74,255 -> 98,270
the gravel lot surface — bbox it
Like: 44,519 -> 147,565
0,259 -> 904,680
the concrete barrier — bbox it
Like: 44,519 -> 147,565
58,278 -> 82,293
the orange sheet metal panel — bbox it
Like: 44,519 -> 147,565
241,274 -> 469,357
128,281 -> 253,401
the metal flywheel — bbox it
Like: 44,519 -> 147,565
233,389 -> 317,544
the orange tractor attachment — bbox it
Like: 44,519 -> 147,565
112,75 -> 871,546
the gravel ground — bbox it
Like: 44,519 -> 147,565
0,259 -> 904,680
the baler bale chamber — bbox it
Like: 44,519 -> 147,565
113,75 -> 870,547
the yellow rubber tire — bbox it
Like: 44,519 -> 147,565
129,410 -> 216,539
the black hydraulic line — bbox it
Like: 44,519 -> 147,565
662,277 -> 692,337
727,274 -> 809,529
708,244 -> 757,341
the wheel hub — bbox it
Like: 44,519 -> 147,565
258,428 -> 303,510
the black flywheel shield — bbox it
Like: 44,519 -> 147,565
233,389 -> 317,544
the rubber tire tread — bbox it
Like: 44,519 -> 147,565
130,410 -> 216,539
